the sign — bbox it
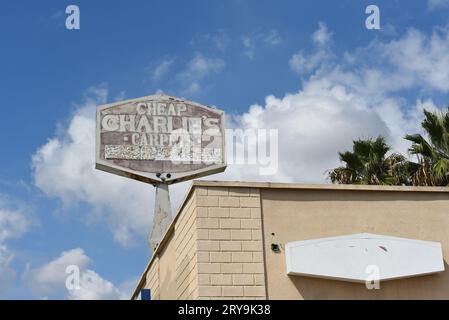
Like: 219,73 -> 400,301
285,233 -> 444,283
96,94 -> 226,185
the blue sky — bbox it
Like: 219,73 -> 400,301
1,0 -> 449,299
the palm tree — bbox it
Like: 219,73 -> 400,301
405,108 -> 449,186
328,136 -> 413,185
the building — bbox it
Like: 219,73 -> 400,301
131,181 -> 449,300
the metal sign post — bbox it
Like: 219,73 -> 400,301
95,94 -> 226,251
149,182 -> 172,250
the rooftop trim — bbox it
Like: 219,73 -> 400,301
192,181 -> 449,192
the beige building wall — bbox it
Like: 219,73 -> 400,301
195,186 -> 266,299
143,193 -> 199,300
261,187 -> 449,299
144,255 -> 159,299
133,181 -> 449,300
174,193 -> 199,299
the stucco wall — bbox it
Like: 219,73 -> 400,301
261,188 -> 449,299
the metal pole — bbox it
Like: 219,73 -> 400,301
149,182 -> 172,251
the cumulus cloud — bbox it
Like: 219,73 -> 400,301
289,50 -> 331,75
221,23 -> 449,183
190,30 -> 230,52
0,207 -> 30,243
26,248 -> 90,295
312,22 -> 332,46
25,248 -> 129,300
0,245 -> 15,292
289,22 -> 333,75
67,270 -> 123,300
218,83 -> 441,184
31,86 -> 193,246
32,23 -> 449,254
150,59 -> 174,81
380,27 -> 449,92
326,26 -> 449,95
264,29 -> 282,46
215,80 -> 390,183
241,29 -> 282,60
32,87 -> 154,246
0,196 -> 33,292
176,54 -> 225,95
242,36 -> 256,60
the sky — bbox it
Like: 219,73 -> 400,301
1,0 -> 449,299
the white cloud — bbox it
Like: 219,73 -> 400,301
0,206 -> 30,243
0,245 -> 15,292
380,27 -> 449,92
242,29 -> 282,60
27,248 -> 90,295
32,87 -> 154,246
25,248 -> 130,300
264,29 -> 282,46
289,49 -> 330,75
213,79 -> 391,183
32,23 -> 449,256
242,36 -> 255,60
31,86 -> 192,247
150,59 -> 174,81
289,22 -> 333,75
0,196 -> 33,292
428,0 -> 449,11
68,270 -> 122,300
312,22 -> 332,46
176,54 -> 225,95
190,31 -> 230,52
229,86 -> 439,183
227,24 -> 449,184
114,91 -> 127,102
327,26 -> 449,95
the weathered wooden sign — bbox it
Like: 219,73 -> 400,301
96,94 -> 226,185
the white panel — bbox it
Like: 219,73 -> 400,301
285,233 -> 445,282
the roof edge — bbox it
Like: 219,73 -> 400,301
192,180 -> 449,193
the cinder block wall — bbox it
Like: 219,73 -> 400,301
144,256 -> 159,299
140,185 -> 267,300
174,193 -> 199,299
143,193 -> 199,299
195,186 -> 266,299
